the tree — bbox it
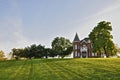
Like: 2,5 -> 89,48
48,48 -> 57,58
89,21 -> 117,57
11,44 -> 46,59
35,44 -> 45,58
51,37 -> 72,58
64,46 -> 73,56
24,44 -> 45,59
44,48 -> 51,58
12,48 -> 19,60
0,50 -> 5,58
29,44 -> 37,59
12,48 -> 24,60
23,47 -> 31,59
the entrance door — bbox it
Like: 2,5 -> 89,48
82,51 -> 87,58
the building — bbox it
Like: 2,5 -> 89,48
73,33 -> 100,58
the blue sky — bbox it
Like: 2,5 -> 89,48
0,0 -> 120,55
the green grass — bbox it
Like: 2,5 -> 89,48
0,58 -> 120,80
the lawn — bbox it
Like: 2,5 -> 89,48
0,58 -> 120,80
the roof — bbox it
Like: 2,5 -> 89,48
83,38 -> 90,42
80,37 -> 90,43
73,33 -> 80,42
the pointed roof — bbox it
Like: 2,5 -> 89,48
73,33 -> 80,42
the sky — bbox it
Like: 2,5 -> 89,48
0,0 -> 120,56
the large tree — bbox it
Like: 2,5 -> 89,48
51,37 -> 72,58
89,21 -> 117,57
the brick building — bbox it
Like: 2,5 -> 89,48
73,33 -> 100,58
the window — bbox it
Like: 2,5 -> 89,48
81,45 -> 87,52
92,53 -> 94,56
75,51 -> 77,57
75,45 -> 77,49
78,53 -> 80,56
95,53 -> 97,56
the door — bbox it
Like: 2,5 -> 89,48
82,51 -> 87,58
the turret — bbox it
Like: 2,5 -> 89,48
73,33 -> 81,58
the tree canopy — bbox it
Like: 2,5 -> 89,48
11,44 -> 46,59
89,21 -> 117,57
51,37 -> 72,58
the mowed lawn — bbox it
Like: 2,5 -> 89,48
0,58 -> 120,80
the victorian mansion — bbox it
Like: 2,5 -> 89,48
73,33 -> 101,58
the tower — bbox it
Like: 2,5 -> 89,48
73,33 -> 81,58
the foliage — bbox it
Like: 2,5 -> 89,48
48,48 -> 57,58
0,50 -> 5,58
11,44 -> 45,59
0,58 -> 120,80
44,48 -> 52,58
12,48 -> 24,60
51,37 -> 72,58
89,21 -> 117,57
0,50 -> 6,60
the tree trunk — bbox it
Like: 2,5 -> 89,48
45,55 -> 48,58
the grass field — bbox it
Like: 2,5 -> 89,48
0,58 -> 120,80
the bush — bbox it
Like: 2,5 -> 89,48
0,57 -> 7,61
